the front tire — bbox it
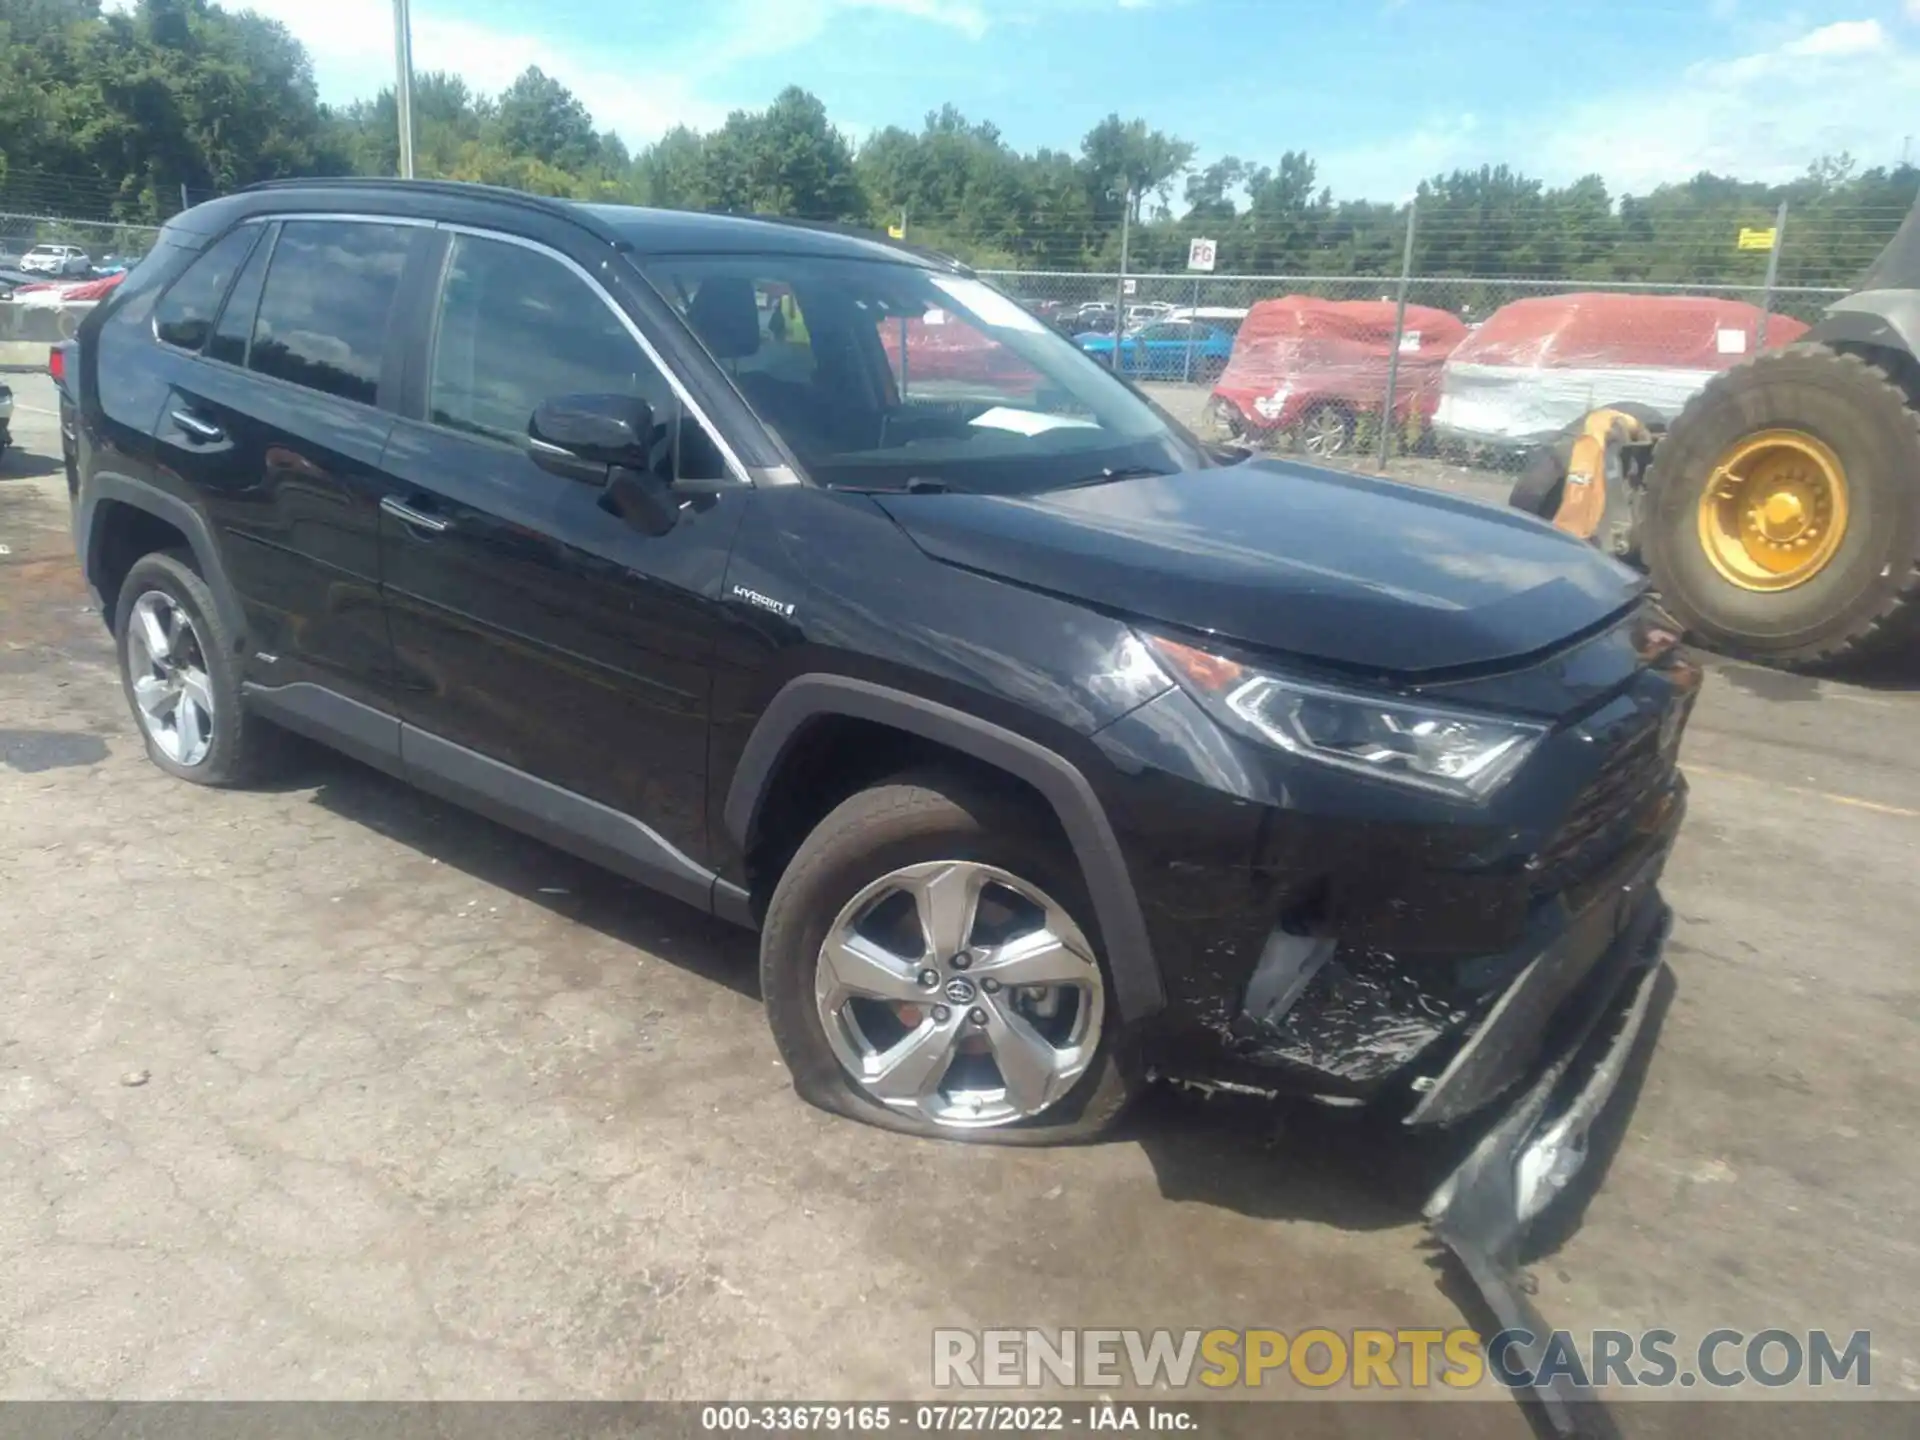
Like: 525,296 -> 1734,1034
114,550 -> 279,786
1642,345 -> 1920,667
760,772 -> 1139,1144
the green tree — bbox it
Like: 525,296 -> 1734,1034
493,65 -> 599,172
1079,113 -> 1194,220
695,87 -> 865,219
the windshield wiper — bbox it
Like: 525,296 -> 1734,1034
827,476 -> 957,495
1049,465 -> 1169,492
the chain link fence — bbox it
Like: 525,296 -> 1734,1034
0,175 -> 1882,489
1,212 -> 165,345
0,211 -> 165,269
983,266 -> 1851,484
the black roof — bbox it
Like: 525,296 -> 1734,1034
581,205 -> 961,269
227,177 -> 956,269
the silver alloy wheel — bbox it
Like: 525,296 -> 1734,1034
815,859 -> 1106,1130
1301,407 -> 1350,457
125,590 -> 215,767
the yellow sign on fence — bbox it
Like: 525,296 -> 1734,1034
1738,227 -> 1778,251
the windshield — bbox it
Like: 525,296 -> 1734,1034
639,253 -> 1207,494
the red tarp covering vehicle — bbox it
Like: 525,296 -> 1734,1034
9,271 -> 125,303
877,311 -> 1041,394
1210,297 -> 1470,445
1433,292 -> 1810,447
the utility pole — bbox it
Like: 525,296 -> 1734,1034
1377,198 -> 1419,470
393,0 -> 416,179
1112,181 -> 1133,374
1757,201 -> 1788,349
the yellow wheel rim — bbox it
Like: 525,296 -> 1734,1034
1696,430 -> 1849,592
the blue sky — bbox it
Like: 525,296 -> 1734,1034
234,0 -> 1920,199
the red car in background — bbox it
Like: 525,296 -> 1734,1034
1208,296 -> 1469,457
877,309 -> 1042,395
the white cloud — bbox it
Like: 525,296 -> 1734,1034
212,0 -> 727,141
1311,17 -> 1918,198
1318,112 -> 1482,202
169,0 -> 996,148
1532,17 -> 1918,191
856,0 -> 990,37
1780,17 -> 1884,57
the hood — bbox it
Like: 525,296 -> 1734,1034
876,460 -> 1645,677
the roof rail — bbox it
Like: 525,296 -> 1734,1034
235,177 -> 622,244
745,213 -> 969,272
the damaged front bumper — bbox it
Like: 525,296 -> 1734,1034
1424,897 -> 1672,1439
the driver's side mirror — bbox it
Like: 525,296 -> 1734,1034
528,393 -> 679,537
529,393 -> 656,474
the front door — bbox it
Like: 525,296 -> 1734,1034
377,229 -> 748,897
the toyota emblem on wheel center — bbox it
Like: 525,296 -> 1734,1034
944,977 -> 977,1004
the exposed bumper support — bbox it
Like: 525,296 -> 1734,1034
1423,906 -> 1671,1440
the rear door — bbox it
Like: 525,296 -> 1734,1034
149,217 -> 428,736
373,227 -> 749,892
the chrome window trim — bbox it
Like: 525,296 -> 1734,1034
148,222 -> 269,355
149,213 -> 418,394
433,222 -> 753,487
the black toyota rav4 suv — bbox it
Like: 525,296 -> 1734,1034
69,179 -> 1696,1161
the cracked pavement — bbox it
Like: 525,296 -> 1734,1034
4,374 -> 1920,1421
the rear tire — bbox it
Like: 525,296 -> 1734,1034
1642,344 -> 1920,667
113,550 -> 281,786
760,771 -> 1140,1144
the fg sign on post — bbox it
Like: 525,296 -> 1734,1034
1187,237 -> 1218,272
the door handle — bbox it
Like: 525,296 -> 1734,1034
380,495 -> 451,534
170,409 -> 224,443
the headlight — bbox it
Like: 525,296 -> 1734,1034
1144,634 -> 1546,800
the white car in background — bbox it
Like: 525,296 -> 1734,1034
19,244 -> 92,277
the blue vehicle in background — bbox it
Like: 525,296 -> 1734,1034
1075,320 -> 1235,381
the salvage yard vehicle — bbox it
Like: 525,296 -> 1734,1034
68,182 -> 1694,1198
1515,192 -> 1920,668
1435,292 -> 1806,457
1208,296 -> 1468,456
1074,319 -> 1236,381
20,242 -> 92,277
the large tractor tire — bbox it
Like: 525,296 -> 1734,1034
1641,344 -> 1920,667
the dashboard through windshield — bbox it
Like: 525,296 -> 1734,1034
639,253 -> 1207,493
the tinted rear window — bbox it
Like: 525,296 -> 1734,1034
153,227 -> 259,352
208,225 -> 275,368
248,221 -> 412,405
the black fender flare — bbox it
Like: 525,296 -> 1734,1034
724,675 -> 1166,1022
1806,290 -> 1920,360
78,473 -> 247,646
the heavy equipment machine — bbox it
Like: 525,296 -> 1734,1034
1514,192 -> 1920,669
